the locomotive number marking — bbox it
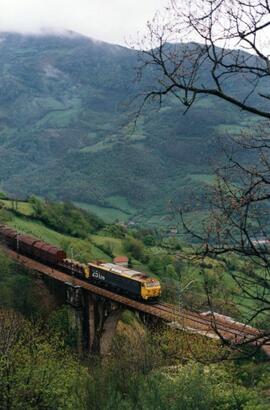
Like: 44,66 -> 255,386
92,270 -> 105,281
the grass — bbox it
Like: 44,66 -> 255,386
214,124 -> 247,136
189,174 -> 215,185
37,108 -> 79,128
75,202 -> 131,222
9,216 -> 110,263
91,234 -> 125,256
106,195 -> 136,215
33,96 -> 65,111
0,200 -> 34,216
1,197 -> 135,231
0,191 -> 209,231
80,140 -> 114,153
75,200 -> 208,229
127,208 -> 210,239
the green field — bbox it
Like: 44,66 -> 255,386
189,174 -> 215,185
0,200 -> 34,216
91,234 -> 124,255
75,202 -> 131,222
9,216 -> 110,263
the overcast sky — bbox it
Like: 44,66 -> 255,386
0,0 -> 168,45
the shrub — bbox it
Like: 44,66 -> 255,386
29,197 -> 104,238
123,237 -> 147,262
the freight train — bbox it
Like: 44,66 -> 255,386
0,224 -> 161,301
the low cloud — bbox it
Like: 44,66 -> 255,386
0,0 -> 167,45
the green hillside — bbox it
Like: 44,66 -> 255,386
0,195 -> 264,322
0,32 -> 259,224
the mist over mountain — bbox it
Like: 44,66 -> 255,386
0,31 -> 255,223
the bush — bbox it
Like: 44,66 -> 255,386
143,234 -> 156,246
29,197 -> 104,238
148,256 -> 164,274
0,251 -> 40,317
0,208 -> 12,223
0,191 -> 8,199
148,255 -> 175,276
96,241 -> 114,258
0,310 -> 87,410
123,237 -> 147,262
102,224 -> 127,238
165,264 -> 178,279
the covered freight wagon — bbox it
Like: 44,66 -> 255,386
17,235 -> 39,257
0,224 -> 66,265
0,225 -> 18,247
31,241 -> 66,265
17,235 -> 66,265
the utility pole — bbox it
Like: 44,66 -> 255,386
178,280 -> 196,311
16,234 -> 20,259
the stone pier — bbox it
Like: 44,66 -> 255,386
65,282 -> 122,354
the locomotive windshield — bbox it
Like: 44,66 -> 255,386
145,281 -> 160,288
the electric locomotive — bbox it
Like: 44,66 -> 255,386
88,262 -> 161,300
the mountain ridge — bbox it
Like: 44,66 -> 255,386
0,32 -> 256,224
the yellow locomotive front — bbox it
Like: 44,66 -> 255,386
141,277 -> 161,300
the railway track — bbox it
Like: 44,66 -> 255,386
2,246 -> 269,357
154,302 -> 264,344
156,302 -> 260,336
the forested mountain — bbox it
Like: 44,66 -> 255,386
0,31 -> 258,223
